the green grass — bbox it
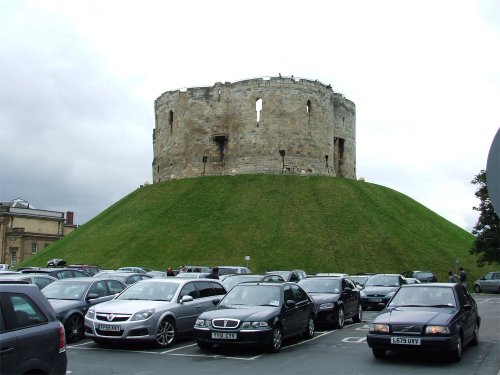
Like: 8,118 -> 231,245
22,174 -> 493,284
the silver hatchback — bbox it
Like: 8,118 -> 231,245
84,278 -> 226,348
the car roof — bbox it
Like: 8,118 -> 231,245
49,277 -> 105,283
401,283 -> 454,288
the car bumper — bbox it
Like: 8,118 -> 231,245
366,333 -> 460,353
84,317 -> 157,343
360,297 -> 390,309
194,327 -> 274,346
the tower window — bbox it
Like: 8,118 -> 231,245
169,110 -> 174,133
306,100 -> 312,114
256,98 -> 262,124
212,134 -> 228,162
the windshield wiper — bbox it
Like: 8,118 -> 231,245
426,304 -> 455,308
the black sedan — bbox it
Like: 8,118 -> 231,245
298,276 -> 362,328
366,283 -> 480,362
360,273 -> 407,310
194,282 -> 315,353
42,277 -> 127,342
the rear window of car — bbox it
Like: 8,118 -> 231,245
10,293 -> 48,328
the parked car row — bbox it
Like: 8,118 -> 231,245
1,266 -> 486,372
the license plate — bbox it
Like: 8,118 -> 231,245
391,336 -> 421,345
211,332 -> 237,340
369,298 -> 383,302
98,324 -> 121,332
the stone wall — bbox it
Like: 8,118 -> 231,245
152,76 -> 355,181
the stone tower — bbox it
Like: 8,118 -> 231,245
152,76 -> 355,182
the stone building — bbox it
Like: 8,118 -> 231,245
0,199 -> 76,267
152,76 -> 355,182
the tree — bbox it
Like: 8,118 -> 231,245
470,170 -> 500,265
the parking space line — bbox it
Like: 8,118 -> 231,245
167,352 -> 262,361
160,343 -> 198,354
69,346 -> 161,355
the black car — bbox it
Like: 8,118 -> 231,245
366,283 -> 480,362
42,277 -> 127,342
222,274 -> 285,291
20,267 -> 91,279
47,258 -> 67,267
402,270 -> 438,283
0,284 -> 67,374
265,270 -> 306,282
94,271 -> 153,285
298,276 -> 362,328
360,274 -> 407,310
194,282 -> 315,352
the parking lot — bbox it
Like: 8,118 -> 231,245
65,294 -> 500,375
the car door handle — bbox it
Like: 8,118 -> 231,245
0,347 -> 15,355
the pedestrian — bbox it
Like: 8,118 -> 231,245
206,266 -> 219,279
166,267 -> 175,276
459,267 -> 467,288
448,270 -> 458,283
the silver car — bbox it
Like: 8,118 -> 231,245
473,271 -> 500,293
84,278 -> 227,348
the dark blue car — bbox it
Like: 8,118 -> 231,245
366,283 -> 480,362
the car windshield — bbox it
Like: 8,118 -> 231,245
220,284 -> 281,307
223,276 -> 262,291
366,275 -> 400,287
388,287 -> 456,308
117,282 -> 179,301
350,276 -> 369,285
43,282 -> 88,300
299,278 -> 340,294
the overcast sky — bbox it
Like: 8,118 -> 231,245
1,0 -> 499,230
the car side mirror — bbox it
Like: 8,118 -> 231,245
180,295 -> 194,304
87,293 -> 99,300
343,287 -> 352,292
212,298 -> 220,305
285,299 -> 296,307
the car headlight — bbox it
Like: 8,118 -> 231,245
131,309 -> 154,321
370,323 -> 390,333
86,307 -> 95,319
240,321 -> 269,329
195,318 -> 212,328
319,302 -> 334,310
426,325 -> 450,335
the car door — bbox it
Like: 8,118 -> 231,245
341,278 -> 357,316
282,284 -> 301,335
174,282 -> 200,333
455,285 -> 476,342
289,284 -> 311,335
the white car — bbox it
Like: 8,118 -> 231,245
85,278 -> 227,348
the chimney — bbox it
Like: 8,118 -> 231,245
66,211 -> 74,226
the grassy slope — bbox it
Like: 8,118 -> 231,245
25,175 -> 487,282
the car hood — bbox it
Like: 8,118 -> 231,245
48,299 -> 84,313
202,305 -> 280,321
363,286 -> 399,295
308,293 -> 339,304
93,299 -> 174,313
375,307 -> 455,325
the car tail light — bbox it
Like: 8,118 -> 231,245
59,322 -> 66,353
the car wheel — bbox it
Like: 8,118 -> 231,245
470,323 -> 479,346
372,348 -> 386,359
334,306 -> 345,329
269,325 -> 283,353
450,335 -> 463,362
65,314 -> 84,343
474,285 -> 481,293
197,340 -> 213,351
155,318 -> 176,348
303,315 -> 315,339
352,304 -> 362,323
